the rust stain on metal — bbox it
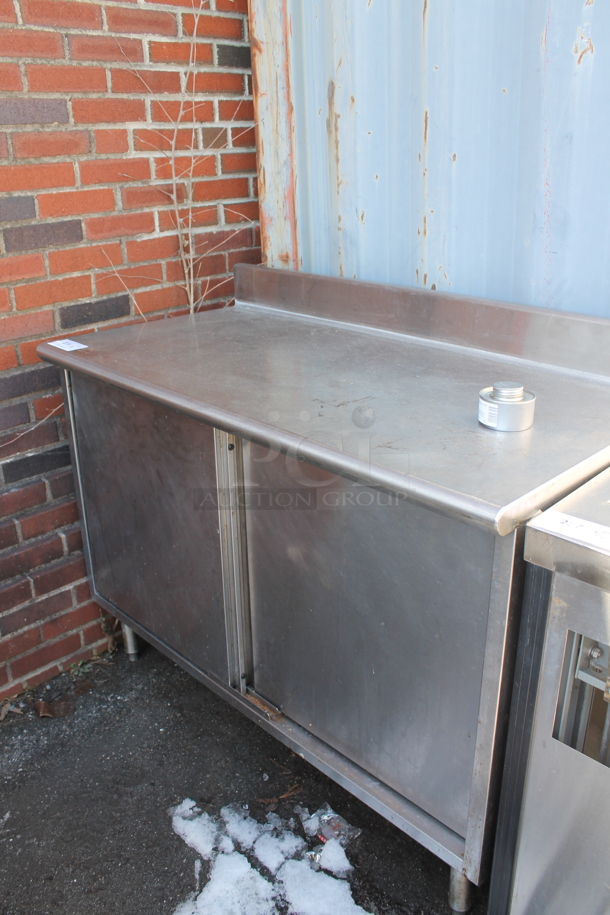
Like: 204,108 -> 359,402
585,0 -> 594,6
452,152 -> 457,161
423,273 -> 428,287
431,283 -> 436,290
281,1 -> 299,269
423,215 -> 427,238
423,109 -> 429,148
326,77 -> 344,276
423,0 -> 428,32
249,0 -> 299,270
575,32 -> 594,64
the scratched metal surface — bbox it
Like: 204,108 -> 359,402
251,0 -> 610,317
38,303 -> 610,533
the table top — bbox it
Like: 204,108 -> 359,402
38,267 -> 610,535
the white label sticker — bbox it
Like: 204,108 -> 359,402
478,399 -> 498,428
47,339 -> 89,352
534,510 -> 610,555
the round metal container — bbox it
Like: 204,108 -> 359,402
478,381 -> 536,432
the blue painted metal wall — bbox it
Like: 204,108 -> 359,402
282,0 -> 610,317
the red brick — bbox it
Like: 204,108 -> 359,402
72,98 -> 146,125
21,0 -> 102,29
225,200 -> 259,223
221,151 -> 257,173
154,155 -> 215,181
74,580 -> 90,604
11,632 -> 81,680
0,28 -> 64,58
200,274 -> 233,301
111,68 -> 181,95
190,71 -> 244,94
48,468 -> 74,500
231,125 -> 256,147
196,226 -> 252,252
193,177 -> 248,202
20,500 -> 79,540
0,578 -> 33,615
26,64 -> 107,93
0,421 -> 59,459
42,602 -> 99,641
151,100 -> 214,123
96,263 -> 163,294
228,247 -> 261,269
38,188 -> 114,219
0,63 -> 22,91
166,253 -> 225,283
69,35 -> 144,63
13,131 -> 90,160
19,663 -> 62,692
15,275 -> 92,311
1,589 -> 72,637
80,157 -> 150,185
0,534 -> 64,583
1,253 -> 45,283
105,7 -> 177,36
31,554 -> 87,597
82,620 -> 106,646
0,288 -> 10,312
149,41 -> 212,64
219,98 -> 254,121
0,0 -> 17,22
126,235 -> 179,262
0,480 -> 46,520
0,346 -> 18,371
32,393 -> 64,421
136,284 -> 188,314
49,243 -> 122,275
133,127 -> 196,153
121,183 -> 182,209
1,310 -> 55,343
0,518 -> 19,550
94,129 -> 129,154
158,205 -> 216,231
0,163 -> 74,193
0,627 -> 41,664
217,0 -> 248,11
65,526 -> 82,554
86,211 -> 155,241
183,13 -> 243,39
0,134 -> 7,158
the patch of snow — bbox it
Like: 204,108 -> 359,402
318,838 -> 353,878
278,858 -> 369,915
170,800 -> 370,915
194,852 -> 276,915
253,831 -> 306,875
220,804 -> 263,850
172,805 -> 218,860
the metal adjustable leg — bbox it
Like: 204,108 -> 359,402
448,867 -> 474,913
121,623 -> 139,661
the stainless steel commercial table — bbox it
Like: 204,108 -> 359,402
38,266 -> 610,910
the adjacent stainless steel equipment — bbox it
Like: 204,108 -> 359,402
489,467 -> 610,915
38,265 -> 610,907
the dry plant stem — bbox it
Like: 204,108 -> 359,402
117,0 -> 257,317
0,402 -> 63,451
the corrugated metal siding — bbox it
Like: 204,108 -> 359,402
251,0 -> 610,317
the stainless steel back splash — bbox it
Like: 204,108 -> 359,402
235,265 -> 610,379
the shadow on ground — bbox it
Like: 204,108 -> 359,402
0,644 -> 489,915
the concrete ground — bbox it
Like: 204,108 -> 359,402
0,643 -> 489,915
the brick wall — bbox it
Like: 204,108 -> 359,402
0,0 -> 260,700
